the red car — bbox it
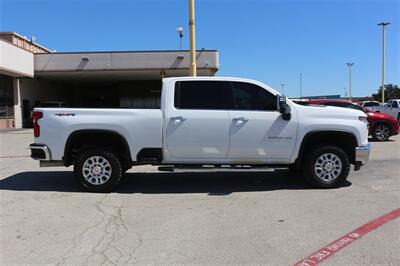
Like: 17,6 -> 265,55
303,99 -> 399,141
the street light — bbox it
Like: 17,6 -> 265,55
378,22 -> 390,104
176,26 -> 184,50
346,63 -> 354,101
280,83 -> 285,95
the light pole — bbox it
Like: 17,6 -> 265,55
176,26 -> 184,50
299,73 -> 302,100
378,22 -> 390,104
346,63 -> 354,101
189,0 -> 197,76
280,83 -> 285,95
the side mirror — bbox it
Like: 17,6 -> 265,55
278,96 -> 291,121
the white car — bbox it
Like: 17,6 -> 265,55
358,101 -> 382,112
29,77 -> 370,192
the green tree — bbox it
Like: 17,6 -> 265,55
372,84 -> 400,102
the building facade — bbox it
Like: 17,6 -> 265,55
0,32 -> 219,128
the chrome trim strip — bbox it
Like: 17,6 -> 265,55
355,144 -> 371,165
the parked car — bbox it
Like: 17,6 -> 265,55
29,77 -> 370,192
304,99 -> 399,141
358,100 -> 382,112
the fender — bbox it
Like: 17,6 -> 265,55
63,129 -> 132,166
293,130 -> 358,169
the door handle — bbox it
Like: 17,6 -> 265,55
233,117 -> 248,124
171,116 -> 186,122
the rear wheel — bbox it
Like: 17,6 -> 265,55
302,146 -> 350,188
74,149 -> 123,192
372,123 -> 390,141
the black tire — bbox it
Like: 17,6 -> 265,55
372,123 -> 391,141
288,165 -> 299,173
302,146 -> 350,188
74,149 -> 123,193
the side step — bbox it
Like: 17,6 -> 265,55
158,165 -> 279,172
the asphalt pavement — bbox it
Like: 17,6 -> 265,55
1,129 -> 399,265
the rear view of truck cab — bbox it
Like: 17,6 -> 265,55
30,77 -> 370,192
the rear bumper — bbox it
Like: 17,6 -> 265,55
355,144 -> 371,166
29,143 -> 51,161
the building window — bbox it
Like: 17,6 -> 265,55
0,75 -> 14,118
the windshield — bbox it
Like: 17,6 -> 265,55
364,102 -> 380,107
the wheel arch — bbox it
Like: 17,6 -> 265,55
295,130 -> 358,169
63,129 -> 132,167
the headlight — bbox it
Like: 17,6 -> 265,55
358,116 -> 369,128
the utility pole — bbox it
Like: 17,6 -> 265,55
189,0 -> 197,76
378,22 -> 390,104
346,63 -> 354,101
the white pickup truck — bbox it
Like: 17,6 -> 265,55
378,99 -> 400,121
30,77 -> 371,192
359,100 -> 400,121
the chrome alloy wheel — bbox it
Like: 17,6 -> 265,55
375,125 -> 390,141
314,153 -> 342,181
82,156 -> 112,185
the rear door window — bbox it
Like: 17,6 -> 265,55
174,81 -> 230,110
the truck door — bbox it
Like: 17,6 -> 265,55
227,81 -> 297,162
164,81 -> 231,162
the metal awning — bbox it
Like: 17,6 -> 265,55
34,50 -> 218,81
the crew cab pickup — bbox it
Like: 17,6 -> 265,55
30,77 -> 371,192
378,99 -> 400,121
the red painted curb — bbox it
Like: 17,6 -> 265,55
294,208 -> 400,266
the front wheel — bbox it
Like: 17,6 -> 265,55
372,123 -> 390,141
302,146 -> 350,188
74,149 -> 123,192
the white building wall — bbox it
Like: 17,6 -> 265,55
14,78 -> 69,128
0,40 -> 34,77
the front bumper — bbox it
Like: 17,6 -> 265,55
355,144 -> 371,166
29,143 -> 51,161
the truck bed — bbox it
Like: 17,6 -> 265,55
34,108 -> 162,161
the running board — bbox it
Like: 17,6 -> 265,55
158,165 -> 282,172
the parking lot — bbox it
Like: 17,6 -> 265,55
0,129 -> 399,265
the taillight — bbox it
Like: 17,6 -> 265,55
33,111 -> 43,137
